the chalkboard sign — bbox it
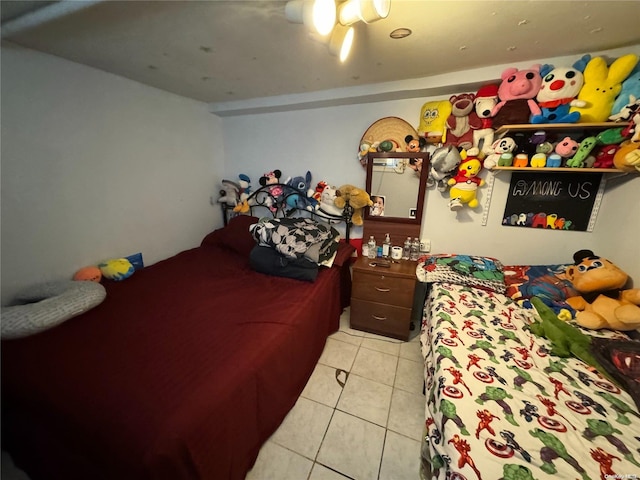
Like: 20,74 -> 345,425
503,171 -> 603,231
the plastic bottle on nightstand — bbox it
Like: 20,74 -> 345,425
410,237 -> 420,261
382,233 -> 391,258
402,237 -> 411,260
367,236 -> 376,259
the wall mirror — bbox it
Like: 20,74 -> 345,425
364,152 -> 430,225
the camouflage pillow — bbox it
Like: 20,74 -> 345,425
416,253 -> 506,293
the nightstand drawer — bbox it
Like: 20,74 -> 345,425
350,298 -> 411,340
352,271 -> 415,308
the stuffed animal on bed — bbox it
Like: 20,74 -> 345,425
565,249 -> 640,331
334,184 -> 373,226
218,179 -> 241,207
259,169 -> 284,212
286,171 -> 318,211
99,258 -> 135,282
319,185 -> 344,216
491,65 -> 543,128
570,53 -> 639,123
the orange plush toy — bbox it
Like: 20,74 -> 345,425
565,250 -> 640,331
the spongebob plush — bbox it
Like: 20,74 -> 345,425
447,148 -> 485,211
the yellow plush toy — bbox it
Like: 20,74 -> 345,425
334,184 -> 373,226
571,53 -> 639,123
418,99 -> 452,144
565,249 -> 640,331
447,148 -> 485,211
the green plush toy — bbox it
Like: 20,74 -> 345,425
528,296 -> 614,384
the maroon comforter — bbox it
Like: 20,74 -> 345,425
2,234 -> 352,479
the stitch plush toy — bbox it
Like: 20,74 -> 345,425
531,55 -> 590,124
570,53 -> 639,123
445,93 -> 482,150
473,84 -> 499,153
286,171 -> 318,211
565,250 -> 640,331
447,148 -> 485,210
334,185 -> 373,226
491,65 -> 543,128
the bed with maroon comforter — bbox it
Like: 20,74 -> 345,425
1,214 -> 354,480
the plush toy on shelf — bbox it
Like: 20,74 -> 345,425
609,94 -> 640,122
418,99 -> 452,144
483,137 -> 517,169
491,65 -> 543,128
547,136 -> 579,167
610,63 -> 640,118
445,93 -> 482,150
565,249 -> 640,331
447,148 -> 485,210
334,184 -> 373,226
530,55 -> 590,124
473,84 -> 499,153
570,53 -> 639,123
232,174 -> 253,213
426,144 -> 462,192
566,136 -> 598,167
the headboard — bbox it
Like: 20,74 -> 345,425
220,183 -> 354,241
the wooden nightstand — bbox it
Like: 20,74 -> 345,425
350,256 -> 418,341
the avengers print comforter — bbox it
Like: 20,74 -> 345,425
420,282 -> 640,480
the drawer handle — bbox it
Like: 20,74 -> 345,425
375,287 -> 391,292
372,315 -> 387,321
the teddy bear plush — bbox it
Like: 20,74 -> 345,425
565,249 -> 640,331
334,184 -> 373,226
445,93 -> 482,150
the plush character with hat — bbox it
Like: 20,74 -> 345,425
447,148 -> 485,210
565,249 -> 640,331
473,84 -> 499,153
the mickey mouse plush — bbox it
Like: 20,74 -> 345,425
405,135 -> 427,174
259,170 -> 284,212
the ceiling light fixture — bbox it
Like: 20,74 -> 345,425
338,0 -> 390,25
389,27 -> 411,39
285,0 -> 337,36
328,24 -> 355,63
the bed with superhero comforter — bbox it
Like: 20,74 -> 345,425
417,254 -> 640,480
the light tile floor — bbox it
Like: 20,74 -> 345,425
246,307 -> 425,480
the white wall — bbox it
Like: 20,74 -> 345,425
221,50 -> 640,283
1,42 -> 224,305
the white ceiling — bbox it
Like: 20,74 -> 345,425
2,0 -> 640,107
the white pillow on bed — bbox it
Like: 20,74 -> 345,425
1,281 -> 106,339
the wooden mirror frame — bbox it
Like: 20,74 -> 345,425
364,152 -> 430,225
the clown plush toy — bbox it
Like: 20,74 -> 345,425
447,148 -> 485,211
531,55 -> 590,124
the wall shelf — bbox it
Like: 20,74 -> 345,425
495,122 -> 625,137
490,166 -> 624,173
